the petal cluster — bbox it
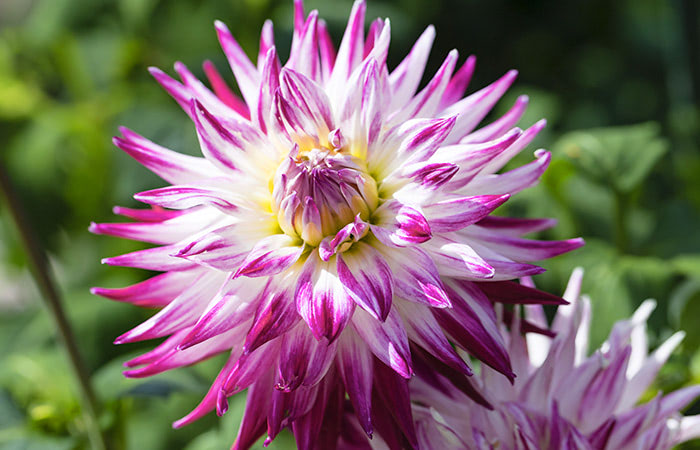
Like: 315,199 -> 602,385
92,1 -> 584,448
404,269 -> 700,450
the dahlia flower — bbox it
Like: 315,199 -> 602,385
92,1 -> 582,447
404,269 -> 700,450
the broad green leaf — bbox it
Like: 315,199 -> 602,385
553,122 -> 668,192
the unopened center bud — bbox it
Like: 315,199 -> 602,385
272,146 -> 378,247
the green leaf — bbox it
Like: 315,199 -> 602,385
553,122 -> 668,192
671,255 -> 700,278
679,287 -> 700,351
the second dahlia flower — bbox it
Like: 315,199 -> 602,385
92,1 -> 582,447
406,269 -> 700,450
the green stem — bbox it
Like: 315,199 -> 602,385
0,164 -> 107,450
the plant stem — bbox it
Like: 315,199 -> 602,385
0,164 -> 107,450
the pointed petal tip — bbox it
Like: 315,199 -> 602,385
569,237 -> 585,251
173,60 -> 184,70
214,19 -> 228,31
147,66 -> 167,79
532,118 -> 547,131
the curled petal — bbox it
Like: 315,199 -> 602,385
371,200 -> 431,247
278,323 -> 338,391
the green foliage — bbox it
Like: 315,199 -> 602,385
0,0 -> 698,448
553,123 -> 668,193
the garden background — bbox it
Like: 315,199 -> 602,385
0,0 -> 699,448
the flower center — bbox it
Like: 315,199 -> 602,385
272,144 -> 378,247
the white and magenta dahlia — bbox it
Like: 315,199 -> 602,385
405,269 -> 700,450
92,1 -> 583,447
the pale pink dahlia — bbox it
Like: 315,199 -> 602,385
92,1 -> 583,447
403,269 -> 700,450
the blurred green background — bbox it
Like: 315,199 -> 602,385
0,0 -> 699,448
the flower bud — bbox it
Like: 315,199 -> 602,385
272,147 -> 378,246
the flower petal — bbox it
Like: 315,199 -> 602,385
435,279 -> 514,380
234,234 -> 305,278
102,244 -> 197,271
390,49 -> 458,121
178,276 -> 267,350
90,270 -> 198,308
214,20 -> 261,111
295,249 -> 356,341
337,329 -> 374,437
243,272 -> 300,353
375,243 -> 451,308
388,25 -> 435,111
113,127 -> 217,185
278,323 -> 338,391
397,301 -> 472,375
134,183 -> 239,213
114,271 -> 227,344
370,200 -> 432,247
336,242 -> 394,321
424,194 -> 510,233
441,69 -> 518,144
327,0 -> 366,100
439,54 -> 476,110
277,68 -> 334,146
256,46 -> 281,134
373,359 -> 419,448
287,10 -> 320,81
351,307 -> 412,378
202,60 -> 250,118
89,207 -> 221,245
422,235 -> 495,280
